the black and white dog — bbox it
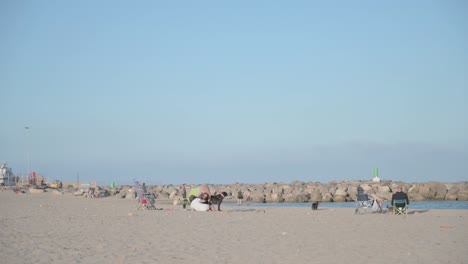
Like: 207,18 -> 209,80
209,192 -> 228,211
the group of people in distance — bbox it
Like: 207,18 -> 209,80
187,185 -> 214,211
186,185 -> 255,211
237,188 -> 252,205
358,185 -> 409,212
185,184 -> 410,212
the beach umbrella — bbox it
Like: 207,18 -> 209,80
188,187 -> 199,198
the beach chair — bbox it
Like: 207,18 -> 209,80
392,199 -> 408,215
355,193 -> 374,214
178,197 -> 190,209
134,179 -> 156,210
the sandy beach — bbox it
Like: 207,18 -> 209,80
1,191 -> 467,264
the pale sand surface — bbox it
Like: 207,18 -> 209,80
1,192 -> 467,264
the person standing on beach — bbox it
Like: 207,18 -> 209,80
181,184 -> 187,209
237,189 -> 243,205
181,184 -> 187,198
244,188 -> 252,206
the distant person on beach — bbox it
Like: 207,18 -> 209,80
392,185 -> 409,207
263,194 -> 267,203
181,184 -> 187,198
181,184 -> 188,209
237,189 -> 243,205
244,189 -> 252,205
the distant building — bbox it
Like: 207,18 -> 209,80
0,163 -> 17,186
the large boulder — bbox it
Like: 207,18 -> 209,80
445,185 -> 458,200
389,183 -> 400,193
376,185 -> 392,201
456,183 -> 468,200
293,192 -> 311,202
116,189 -> 127,198
333,195 -> 347,202
290,180 -> 304,191
427,182 -> 448,200
408,185 -> 425,201
318,184 -> 330,194
416,183 -> 445,200
334,187 -> 348,197
305,184 -> 317,194
125,188 -> 136,199
280,185 -> 293,194
169,190 -> 178,199
359,184 -> 373,194
333,187 -> 348,202
347,185 -> 359,200
270,193 -> 284,203
310,191 -> 322,202
282,193 -> 294,202
442,183 -> 468,200
321,192 -> 333,202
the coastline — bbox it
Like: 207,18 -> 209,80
1,191 -> 467,264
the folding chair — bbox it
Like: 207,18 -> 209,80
355,193 -> 373,214
134,179 -> 156,210
179,197 -> 190,209
392,199 -> 408,215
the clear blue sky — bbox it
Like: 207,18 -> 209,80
1,1 -> 467,185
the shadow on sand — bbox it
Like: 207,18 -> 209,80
385,208 -> 430,215
227,208 -> 258,213
408,209 -> 430,214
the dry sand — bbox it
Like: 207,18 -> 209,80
1,191 -> 467,264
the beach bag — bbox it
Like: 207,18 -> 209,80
372,200 -> 380,210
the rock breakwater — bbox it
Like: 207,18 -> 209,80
111,180 -> 468,203
4,180 -> 466,203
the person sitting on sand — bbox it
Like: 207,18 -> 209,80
200,192 -> 209,204
391,185 -> 409,207
190,192 -> 216,211
188,185 -> 215,211
190,196 -> 210,211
